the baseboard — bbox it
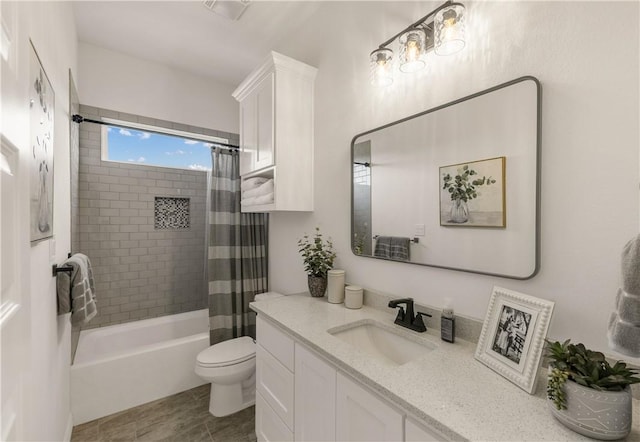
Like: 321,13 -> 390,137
63,412 -> 73,442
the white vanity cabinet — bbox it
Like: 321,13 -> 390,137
255,315 -> 450,442
336,373 -> 404,441
233,51 -> 317,213
255,316 -> 295,441
294,343 -> 336,441
405,416 -> 449,442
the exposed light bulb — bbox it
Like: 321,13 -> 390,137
399,29 -> 426,73
369,48 -> 394,87
435,4 -> 466,56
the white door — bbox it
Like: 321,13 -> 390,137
294,343 -> 337,441
1,135 -> 26,441
336,373 -> 403,442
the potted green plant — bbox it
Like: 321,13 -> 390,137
442,165 -> 495,223
545,339 -> 640,440
298,227 -> 337,297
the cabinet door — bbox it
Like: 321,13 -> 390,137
294,343 -> 337,441
336,373 -> 403,442
239,92 -> 257,176
254,73 -> 274,171
256,344 -> 294,430
405,417 -> 449,442
256,391 -> 294,442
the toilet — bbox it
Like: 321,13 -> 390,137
195,292 -> 283,417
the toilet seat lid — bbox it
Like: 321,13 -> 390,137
197,336 -> 255,367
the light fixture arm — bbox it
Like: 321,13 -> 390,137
377,0 -> 463,49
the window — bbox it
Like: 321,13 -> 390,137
101,119 -> 229,171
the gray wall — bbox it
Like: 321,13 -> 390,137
76,105 -> 237,328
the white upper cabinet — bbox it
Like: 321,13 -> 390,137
238,72 -> 274,176
232,51 -> 317,212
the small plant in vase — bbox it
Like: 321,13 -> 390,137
442,165 -> 495,223
545,339 -> 640,440
298,227 -> 337,297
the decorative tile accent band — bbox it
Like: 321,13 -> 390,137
154,197 -> 190,229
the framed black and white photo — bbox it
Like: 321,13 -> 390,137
29,40 -> 55,242
475,286 -> 554,394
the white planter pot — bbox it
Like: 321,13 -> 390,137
549,380 -> 632,440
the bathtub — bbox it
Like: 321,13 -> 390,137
71,309 -> 209,425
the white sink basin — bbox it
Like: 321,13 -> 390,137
328,320 -> 436,366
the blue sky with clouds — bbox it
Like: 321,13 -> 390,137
107,126 -> 213,171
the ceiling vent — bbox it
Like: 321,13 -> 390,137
202,0 -> 251,21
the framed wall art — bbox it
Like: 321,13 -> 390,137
475,286 -> 554,394
29,40 -> 54,242
440,156 -> 506,227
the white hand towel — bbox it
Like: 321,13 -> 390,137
242,179 -> 274,198
242,177 -> 269,193
254,192 -> 274,205
241,196 -> 257,206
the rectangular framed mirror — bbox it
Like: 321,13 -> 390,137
351,76 -> 541,279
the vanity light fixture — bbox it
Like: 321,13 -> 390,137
370,48 -> 394,87
369,0 -> 466,86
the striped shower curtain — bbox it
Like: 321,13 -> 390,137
208,147 -> 268,344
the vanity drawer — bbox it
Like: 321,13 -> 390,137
256,391 -> 294,442
256,344 -> 294,431
256,315 -> 294,371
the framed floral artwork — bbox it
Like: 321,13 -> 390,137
29,41 -> 54,242
440,156 -> 506,227
475,286 -> 555,394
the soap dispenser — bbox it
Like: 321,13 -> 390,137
441,298 -> 455,343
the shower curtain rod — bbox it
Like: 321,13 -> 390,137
71,114 -> 240,150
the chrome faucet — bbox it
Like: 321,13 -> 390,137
388,297 -> 431,333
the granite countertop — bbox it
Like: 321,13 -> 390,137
250,293 -> 640,442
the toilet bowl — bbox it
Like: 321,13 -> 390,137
195,336 -> 256,417
195,292 -> 283,417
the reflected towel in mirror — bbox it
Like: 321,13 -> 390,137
374,236 -> 410,261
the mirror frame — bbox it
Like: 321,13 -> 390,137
350,76 -> 541,280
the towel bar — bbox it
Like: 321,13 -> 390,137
52,252 -> 74,277
373,235 -> 419,244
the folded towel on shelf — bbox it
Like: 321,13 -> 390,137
253,192 -> 274,205
242,179 -> 274,199
56,253 -> 97,325
608,312 -> 640,357
242,177 -> 270,193
621,234 -> 640,295
241,192 -> 274,206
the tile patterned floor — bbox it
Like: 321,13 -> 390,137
70,385 -> 257,442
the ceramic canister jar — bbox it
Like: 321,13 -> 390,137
344,285 -> 363,309
327,269 -> 346,304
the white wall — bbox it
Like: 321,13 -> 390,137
78,42 -> 239,134
268,1 -> 640,359
1,1 -> 77,440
